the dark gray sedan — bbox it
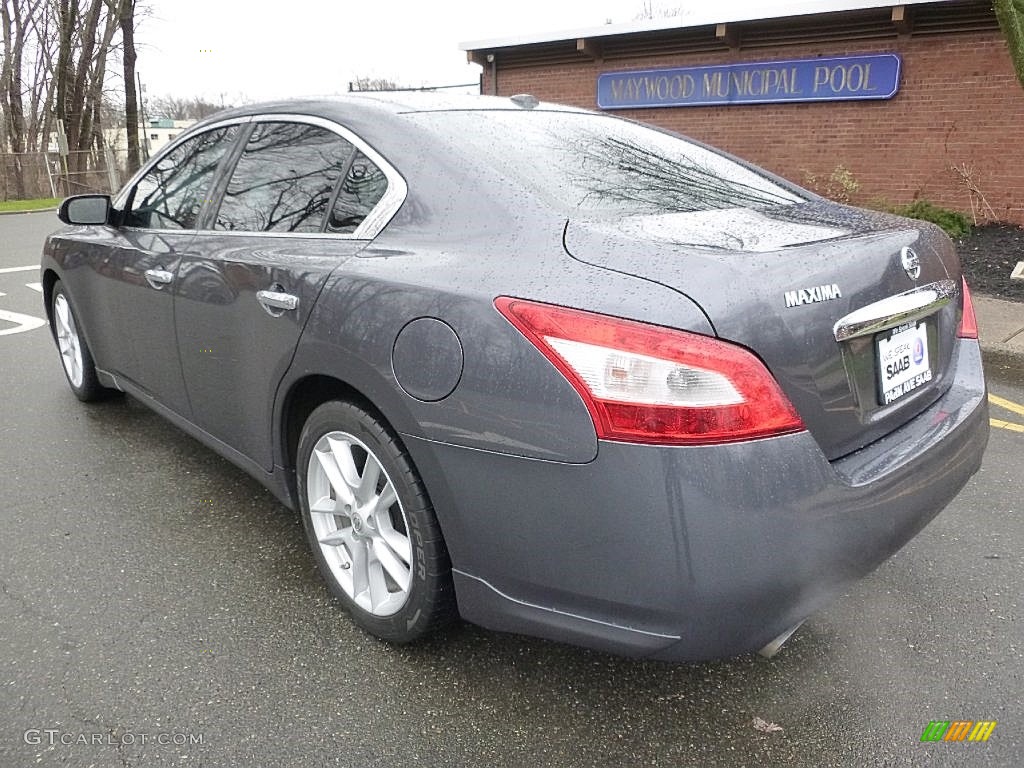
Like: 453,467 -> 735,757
41,94 -> 988,661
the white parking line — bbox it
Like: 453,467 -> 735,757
25,282 -> 42,293
0,309 -> 46,335
0,265 -> 38,274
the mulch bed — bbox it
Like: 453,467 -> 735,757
956,223 -> 1024,303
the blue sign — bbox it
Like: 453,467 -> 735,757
597,54 -> 901,109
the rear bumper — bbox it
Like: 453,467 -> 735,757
404,340 -> 989,661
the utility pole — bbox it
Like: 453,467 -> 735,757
137,72 -> 149,161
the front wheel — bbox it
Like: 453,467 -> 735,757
296,400 -> 456,642
50,280 -> 112,402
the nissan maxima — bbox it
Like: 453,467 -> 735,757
41,94 -> 989,661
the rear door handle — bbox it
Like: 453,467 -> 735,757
144,268 -> 174,289
257,289 -> 299,316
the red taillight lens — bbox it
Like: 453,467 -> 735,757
957,277 -> 978,339
494,297 -> 805,446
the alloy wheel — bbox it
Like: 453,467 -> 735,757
53,293 -> 84,388
305,430 -> 413,617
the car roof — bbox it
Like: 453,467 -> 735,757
189,92 -> 589,131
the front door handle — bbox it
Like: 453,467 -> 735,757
257,289 -> 299,316
144,268 -> 174,289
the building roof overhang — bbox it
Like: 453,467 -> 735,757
460,0 -> 997,67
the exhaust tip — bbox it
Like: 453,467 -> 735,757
758,621 -> 805,659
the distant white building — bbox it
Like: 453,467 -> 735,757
103,118 -> 195,157
46,118 -> 195,159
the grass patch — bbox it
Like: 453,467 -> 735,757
0,197 -> 61,213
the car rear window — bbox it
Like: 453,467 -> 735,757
407,110 -> 803,217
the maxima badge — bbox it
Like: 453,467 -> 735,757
784,283 -> 842,308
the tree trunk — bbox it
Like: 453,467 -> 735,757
55,0 -> 78,139
77,7 -> 117,175
1,0 -> 30,198
119,0 -> 140,174
66,0 -> 102,173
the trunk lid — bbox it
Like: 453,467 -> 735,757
563,201 -> 963,459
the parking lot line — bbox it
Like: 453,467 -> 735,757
0,309 -> 46,335
0,265 -> 37,274
991,417 -> 1024,434
988,393 -> 1024,418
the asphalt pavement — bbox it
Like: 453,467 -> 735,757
1,210 -> 1021,767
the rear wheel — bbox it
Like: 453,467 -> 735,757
50,280 -> 111,402
296,400 -> 455,642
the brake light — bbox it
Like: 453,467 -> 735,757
957,277 -> 978,339
494,297 -> 805,445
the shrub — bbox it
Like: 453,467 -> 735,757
889,200 -> 972,240
803,165 -> 860,204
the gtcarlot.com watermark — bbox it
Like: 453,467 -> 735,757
24,729 -> 204,747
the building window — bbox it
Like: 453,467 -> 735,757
150,133 -> 159,141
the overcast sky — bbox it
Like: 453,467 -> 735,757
136,0 -> 737,103
136,0 -> 621,102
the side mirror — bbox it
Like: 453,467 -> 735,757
58,194 -> 112,225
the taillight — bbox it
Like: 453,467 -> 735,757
957,277 -> 978,339
494,297 -> 805,445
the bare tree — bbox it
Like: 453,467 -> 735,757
350,76 -> 400,92
633,2 -> 690,21
149,94 -> 232,121
24,4 -> 60,155
57,0 -> 105,172
113,0 -> 139,173
1,0 -> 44,197
2,0 -> 141,197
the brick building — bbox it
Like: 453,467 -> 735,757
461,0 -> 1024,224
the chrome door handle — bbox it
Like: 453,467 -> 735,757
257,289 -> 299,316
144,268 -> 174,289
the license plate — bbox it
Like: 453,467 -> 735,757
876,320 -> 932,405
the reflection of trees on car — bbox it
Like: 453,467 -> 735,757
127,127 -> 237,229
328,153 -> 388,233
216,123 -> 350,233
562,133 -> 798,213
412,111 -> 802,220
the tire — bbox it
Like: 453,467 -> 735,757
296,400 -> 456,642
50,280 -> 110,402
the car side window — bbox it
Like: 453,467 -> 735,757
327,151 -> 389,234
214,122 -> 355,233
125,126 -> 238,229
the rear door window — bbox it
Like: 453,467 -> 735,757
125,126 -> 238,229
214,122 -> 355,233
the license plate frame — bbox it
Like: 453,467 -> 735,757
875,319 -> 933,406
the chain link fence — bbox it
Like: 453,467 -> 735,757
0,148 -> 135,201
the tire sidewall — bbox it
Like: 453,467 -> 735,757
296,400 -> 441,642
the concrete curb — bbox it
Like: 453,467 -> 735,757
0,207 -> 57,217
974,295 -> 1024,363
